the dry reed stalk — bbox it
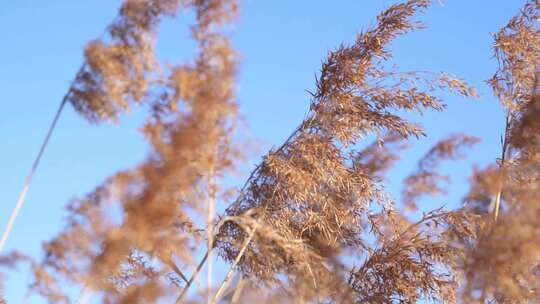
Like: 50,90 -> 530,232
175,250 -> 209,303
207,163 -> 216,304
212,227 -> 256,303
492,114 -> 511,222
230,276 -> 245,304
0,99 -> 67,253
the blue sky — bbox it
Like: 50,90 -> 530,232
0,0 -> 524,302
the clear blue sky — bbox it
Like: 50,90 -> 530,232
0,1 -> 523,302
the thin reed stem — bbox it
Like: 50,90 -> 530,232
0,98 -> 67,253
230,277 -> 245,304
0,16 -> 112,253
211,226 -> 256,304
493,113 -> 511,222
176,249 -> 210,303
207,164 -> 216,304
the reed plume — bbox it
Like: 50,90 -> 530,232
2,1 -> 539,303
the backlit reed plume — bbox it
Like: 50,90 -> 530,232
461,1 -> 540,302
4,0 -> 240,303
7,0 -> 538,303
403,134 -> 479,211
216,0 -> 477,302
